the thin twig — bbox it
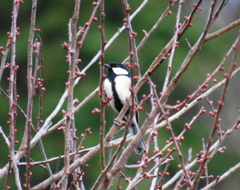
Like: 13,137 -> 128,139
162,0 -> 183,92
200,162 -> 240,190
192,35 -> 240,190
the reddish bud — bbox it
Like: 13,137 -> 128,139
61,42 -> 69,51
224,73 -> 229,78
209,111 -> 214,116
184,16 -> 189,20
125,62 -> 132,68
179,136 -> 185,141
85,128 -> 92,134
77,72 -> 86,77
151,131 -> 158,136
202,84 -> 208,88
143,172 -> 148,177
125,177 -> 131,183
219,67 -> 225,71
92,108 -> 100,114
85,22 -> 89,27
218,101 -> 224,106
58,126 -> 65,130
23,184 -> 28,188
55,185 -> 61,189
126,7 -> 132,12
164,172 -> 170,176
133,76 -> 139,80
92,1 -> 98,6
217,130 -> 225,135
176,100 -> 180,105
76,41 -> 82,47
106,97 -> 112,101
178,164 -> 183,169
181,0 -> 185,4
185,123 -> 191,130
92,17 -> 98,21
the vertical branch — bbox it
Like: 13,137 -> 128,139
8,1 -> 22,189
96,1 -> 141,189
62,0 -> 81,188
34,37 -> 55,183
122,0 -> 136,95
122,0 -> 136,139
9,0 -> 19,162
35,36 -> 44,131
23,0 -> 38,188
99,0 -> 106,170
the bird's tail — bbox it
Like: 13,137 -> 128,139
129,117 -> 145,154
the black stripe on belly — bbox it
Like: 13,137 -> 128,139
111,78 -> 124,113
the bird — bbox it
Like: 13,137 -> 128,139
104,62 -> 144,154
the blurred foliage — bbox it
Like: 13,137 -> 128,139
0,0 -> 240,189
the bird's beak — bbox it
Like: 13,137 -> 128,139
104,63 -> 110,68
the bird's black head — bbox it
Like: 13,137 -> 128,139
105,62 -> 130,78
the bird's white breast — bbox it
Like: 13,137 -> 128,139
104,76 -> 131,113
104,78 -> 117,113
114,75 -> 131,105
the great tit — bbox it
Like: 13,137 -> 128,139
104,62 -> 144,154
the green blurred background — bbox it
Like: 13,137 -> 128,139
0,0 -> 240,189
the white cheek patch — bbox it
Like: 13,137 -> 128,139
112,67 -> 128,75
115,76 -> 131,105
